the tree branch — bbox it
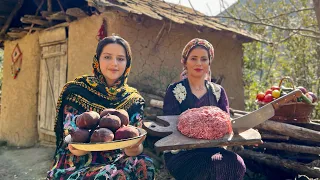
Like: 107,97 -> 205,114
259,7 -> 314,21
216,15 -> 320,35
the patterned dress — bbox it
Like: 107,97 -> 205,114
47,104 -> 154,180
163,79 -> 246,180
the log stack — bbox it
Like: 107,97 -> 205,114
231,109 -> 320,179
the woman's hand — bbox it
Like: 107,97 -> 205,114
68,144 -> 89,156
124,136 -> 145,157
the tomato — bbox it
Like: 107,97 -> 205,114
264,94 -> 273,103
256,92 -> 265,101
265,89 -> 273,95
271,86 -> 280,91
272,90 -> 280,98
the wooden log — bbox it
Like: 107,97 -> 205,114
255,120 -> 320,142
258,142 -> 320,155
150,99 -> 163,109
237,149 -> 320,178
260,133 -> 290,141
289,122 -> 320,131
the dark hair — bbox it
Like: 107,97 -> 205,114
96,36 -> 132,67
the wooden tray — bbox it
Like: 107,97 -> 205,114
66,127 -> 147,151
143,116 -> 262,151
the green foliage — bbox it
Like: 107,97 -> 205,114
221,0 -> 320,119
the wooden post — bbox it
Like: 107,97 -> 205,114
47,0 -> 52,12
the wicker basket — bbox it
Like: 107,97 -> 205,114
260,77 -> 315,123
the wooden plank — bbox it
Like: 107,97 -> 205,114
59,43 -> 67,94
39,46 -> 48,130
40,128 -> 56,137
52,44 -> 60,131
42,51 -> 66,59
47,45 -> 55,131
143,116 -> 262,151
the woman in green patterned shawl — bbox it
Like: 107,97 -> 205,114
47,35 -> 155,179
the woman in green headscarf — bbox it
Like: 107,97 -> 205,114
47,35 -> 155,179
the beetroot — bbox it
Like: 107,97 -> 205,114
99,114 -> 121,132
177,106 -> 232,140
100,108 -> 117,118
69,128 -> 90,143
113,109 -> 129,126
90,128 -> 114,143
76,111 -> 100,129
114,126 -> 139,140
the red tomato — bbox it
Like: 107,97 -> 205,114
256,92 -> 265,101
271,86 -> 280,91
265,89 -> 273,95
263,94 -> 273,103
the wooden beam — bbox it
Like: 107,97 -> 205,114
9,27 -> 28,33
7,31 -> 27,38
21,16 -> 50,26
0,0 -> 24,36
46,11 -> 75,21
66,8 -> 88,19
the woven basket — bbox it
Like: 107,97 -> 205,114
260,77 -> 315,123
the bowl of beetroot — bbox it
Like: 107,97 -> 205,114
64,108 -> 147,151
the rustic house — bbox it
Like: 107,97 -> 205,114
0,0 -> 260,147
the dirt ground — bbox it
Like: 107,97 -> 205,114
0,144 -> 173,180
0,144 -> 311,180
0,145 -> 54,180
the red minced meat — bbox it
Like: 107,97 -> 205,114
177,106 -> 233,140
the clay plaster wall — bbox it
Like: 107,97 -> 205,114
0,32 -> 40,146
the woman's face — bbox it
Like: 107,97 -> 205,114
99,43 -> 127,86
185,47 -> 210,79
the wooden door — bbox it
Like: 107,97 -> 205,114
38,27 -> 67,146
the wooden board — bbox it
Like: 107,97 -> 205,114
143,116 -> 262,151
